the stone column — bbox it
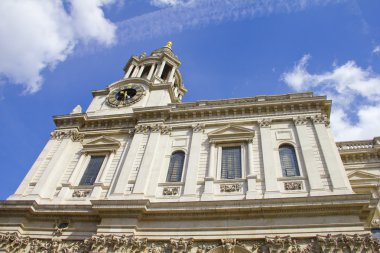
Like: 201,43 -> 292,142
146,125 -> 172,197
131,66 -> 140,77
259,119 -> 281,198
137,65 -> 145,77
246,139 -> 258,199
157,61 -> 166,78
312,115 -> 352,193
124,65 -> 135,78
111,126 -> 148,196
201,140 -> 216,200
293,117 -> 325,195
147,64 -> 156,80
168,66 -> 176,83
182,124 -> 204,200
132,124 -> 162,196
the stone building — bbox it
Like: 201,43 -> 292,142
1,43 -> 380,252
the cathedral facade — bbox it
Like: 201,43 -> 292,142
1,43 -> 380,252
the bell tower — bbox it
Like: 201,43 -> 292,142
122,41 -> 187,106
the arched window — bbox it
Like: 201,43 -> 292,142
279,144 -> 300,177
166,151 -> 185,182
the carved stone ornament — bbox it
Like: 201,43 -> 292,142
193,123 -> 205,133
69,130 -> 85,142
163,187 -> 180,196
160,125 -> 172,135
53,220 -> 70,237
50,130 -> 69,140
284,181 -> 303,191
259,119 -> 272,128
171,238 -> 194,253
151,124 -> 161,133
0,233 -> 379,253
72,189 -> 91,198
293,116 -> 308,125
220,184 -> 242,193
312,114 -> 330,126
50,130 -> 84,142
135,124 -> 150,134
372,219 -> 380,228
221,238 -> 236,253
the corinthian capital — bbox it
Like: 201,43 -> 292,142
259,119 -> 272,128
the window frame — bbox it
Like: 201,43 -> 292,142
216,143 -> 246,181
166,150 -> 186,183
278,143 -> 301,177
75,152 -> 109,187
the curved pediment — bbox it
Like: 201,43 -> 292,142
82,136 -> 121,153
208,125 -> 255,143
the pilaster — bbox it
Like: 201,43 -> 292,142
201,141 -> 216,200
246,139 -> 258,199
293,116 -> 326,195
182,124 -> 204,200
259,119 -> 281,198
312,115 -> 352,193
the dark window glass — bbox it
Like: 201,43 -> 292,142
129,65 -> 136,77
221,146 -> 242,179
141,65 -> 151,78
166,151 -> 185,182
161,64 -> 172,80
279,145 -> 300,177
79,156 -> 105,185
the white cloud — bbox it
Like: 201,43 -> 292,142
119,0 -> 344,42
373,45 -> 380,54
281,54 -> 380,141
0,0 -> 116,94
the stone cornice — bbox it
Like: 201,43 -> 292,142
337,137 -> 380,163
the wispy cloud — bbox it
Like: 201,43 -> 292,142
373,45 -> 380,54
281,54 -> 380,141
118,0 -> 345,42
0,0 -> 117,94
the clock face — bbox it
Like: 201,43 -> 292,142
107,84 -> 145,107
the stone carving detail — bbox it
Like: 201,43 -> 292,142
163,187 -> 180,196
72,189 -> 91,198
312,114 -> 330,126
259,119 -> 272,128
221,238 -> 236,253
220,184 -> 242,193
372,219 -> 380,227
51,130 -> 69,140
0,233 -> 379,253
171,238 -> 194,253
69,130 -> 85,142
135,124 -> 150,134
293,116 -> 308,125
193,123 -> 205,133
265,236 -> 298,252
53,220 -> 70,237
284,181 -> 303,191
50,130 -> 84,142
151,124 -> 161,133
160,125 -> 172,135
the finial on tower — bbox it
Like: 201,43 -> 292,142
166,41 -> 173,49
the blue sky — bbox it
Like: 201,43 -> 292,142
0,0 -> 379,199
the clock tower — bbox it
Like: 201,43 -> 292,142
87,42 -> 187,116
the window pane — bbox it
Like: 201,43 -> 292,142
79,156 -> 105,185
279,145 -> 300,177
166,151 -> 185,182
221,147 -> 242,179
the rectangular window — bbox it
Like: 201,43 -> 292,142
79,156 -> 105,186
161,64 -> 172,80
221,146 -> 242,179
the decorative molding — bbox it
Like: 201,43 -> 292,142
259,119 -> 272,128
372,219 -> 380,228
312,114 -> 330,126
163,187 -> 180,196
208,125 -> 255,143
72,189 -> 91,198
160,125 -> 172,135
171,238 -> 193,253
0,233 -> 379,253
151,124 -> 161,133
220,184 -> 242,193
135,124 -> 150,134
192,123 -> 205,133
50,130 -> 69,140
50,130 -> 84,142
293,116 -> 308,125
53,220 -> 70,237
284,182 -> 303,191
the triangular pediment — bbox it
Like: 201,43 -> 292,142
347,170 -> 380,181
82,136 -> 121,153
208,125 -> 254,143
